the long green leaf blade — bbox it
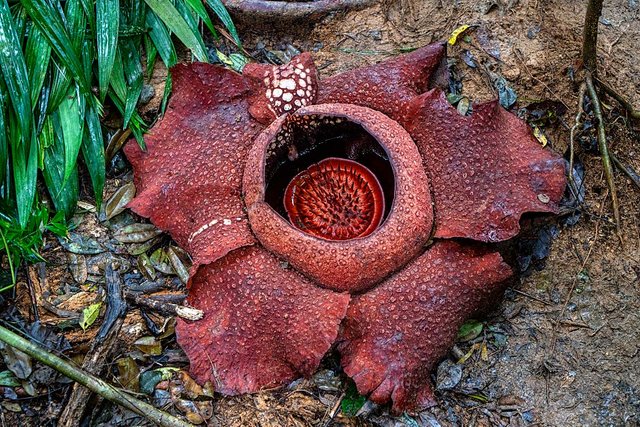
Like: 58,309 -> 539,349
184,0 -> 216,37
57,86 -> 84,185
96,0 -> 119,100
42,117 -> 78,218
0,0 -> 32,139
25,24 -> 52,107
9,119 -> 38,229
143,0 -> 208,62
119,41 -> 143,128
0,85 -> 7,186
20,0 -> 93,101
145,9 -> 177,68
82,105 -> 105,208
205,0 -> 240,46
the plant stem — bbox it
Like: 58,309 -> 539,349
585,72 -> 620,236
582,0 -> 604,73
0,324 -> 194,427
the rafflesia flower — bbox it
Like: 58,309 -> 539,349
124,43 -> 566,414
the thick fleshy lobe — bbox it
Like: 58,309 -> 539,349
175,246 -> 350,394
124,64 -> 259,267
318,43 -> 447,120
339,241 -> 512,414
402,90 -> 566,242
125,57 -> 323,267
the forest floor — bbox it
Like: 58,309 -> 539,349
2,1 -> 639,426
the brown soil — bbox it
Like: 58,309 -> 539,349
5,1 -> 639,426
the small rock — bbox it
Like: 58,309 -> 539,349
138,84 -> 155,105
436,359 -> 462,391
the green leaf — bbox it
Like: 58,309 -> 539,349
0,0 -> 32,139
341,381 -> 365,416
96,0 -> 119,101
145,9 -> 177,68
41,117 -> 79,218
79,301 -> 102,330
11,127 -> 38,229
109,49 -> 127,103
184,0 -> 217,37
457,319 -> 483,342
143,0 -> 208,62
20,0 -> 93,101
143,35 -> 158,80
82,106 -> 105,209
64,0 -> 86,52
160,70 -> 172,116
47,59 -> 72,114
175,0 -> 206,54
205,0 -> 240,46
119,41 -> 143,128
25,24 -> 52,107
0,370 -> 21,387
57,87 -> 85,185
0,86 -> 8,186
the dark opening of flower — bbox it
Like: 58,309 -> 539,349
284,157 -> 385,240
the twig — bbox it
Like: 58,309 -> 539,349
124,290 -> 203,321
324,392 -> 346,426
510,288 -> 552,306
59,263 -> 127,426
95,264 -> 127,343
597,79 -> 640,119
585,72 -> 621,238
611,153 -> 640,191
0,324 -> 194,427
569,82 -> 587,189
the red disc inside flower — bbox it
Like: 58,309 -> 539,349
284,157 -> 385,240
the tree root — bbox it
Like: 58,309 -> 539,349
597,79 -> 640,120
585,72 -> 621,237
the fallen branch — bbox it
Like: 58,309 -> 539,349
124,290 -> 203,321
0,324 -> 193,427
59,264 -> 127,426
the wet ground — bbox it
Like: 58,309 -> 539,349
3,1 -> 639,426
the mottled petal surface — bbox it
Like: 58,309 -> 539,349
124,63 -> 261,266
402,90 -> 566,242
339,241 -> 512,414
244,53 -> 319,122
318,43 -> 446,120
176,246 -> 350,394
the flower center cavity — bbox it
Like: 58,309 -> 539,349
284,158 -> 385,240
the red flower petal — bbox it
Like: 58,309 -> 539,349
244,53 -> 319,123
124,64 -> 261,266
402,90 -> 566,242
318,43 -> 446,120
339,241 -> 512,414
175,246 -> 350,394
